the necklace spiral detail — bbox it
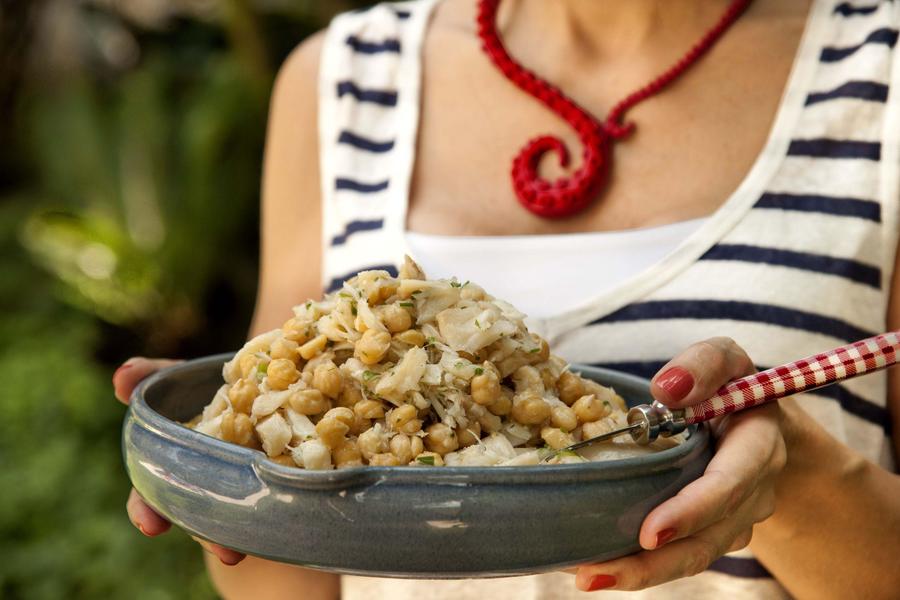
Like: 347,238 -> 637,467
477,0 -> 754,219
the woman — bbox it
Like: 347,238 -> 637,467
114,0 -> 900,597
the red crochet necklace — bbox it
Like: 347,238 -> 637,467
477,0 -> 753,219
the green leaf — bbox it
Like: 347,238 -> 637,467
416,455 -> 435,465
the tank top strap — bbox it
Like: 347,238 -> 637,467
317,0 -> 438,293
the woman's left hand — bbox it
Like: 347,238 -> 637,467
575,337 -> 787,592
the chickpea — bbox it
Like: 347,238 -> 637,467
540,368 -> 557,393
394,329 -> 425,347
550,405 -> 578,432
541,427 -> 576,450
471,368 -> 500,406
354,329 -> 391,365
239,353 -> 262,379
267,358 -> 300,391
220,412 -> 254,446
557,371 -> 586,406
337,384 -> 363,408
299,334 -> 328,360
511,391 -> 551,425
354,399 -> 385,419
410,435 -> 425,458
282,317 -> 312,344
270,337 -> 300,362
389,434 -> 414,464
288,389 -> 330,416
349,413 -> 371,436
488,387 -> 513,416
369,453 -> 401,466
228,379 -> 259,414
316,417 -> 350,448
322,407 -> 355,428
269,454 -> 296,467
572,394 -> 608,423
357,427 -> 388,460
378,304 -> 412,333
387,404 -> 417,430
312,362 -> 343,398
512,365 -> 544,394
424,423 -> 459,455
413,451 -> 444,466
333,439 -> 364,468
582,418 -> 615,440
456,421 -> 482,447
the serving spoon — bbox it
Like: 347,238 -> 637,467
562,330 -> 899,453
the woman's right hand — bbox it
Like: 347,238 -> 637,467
113,357 -> 246,566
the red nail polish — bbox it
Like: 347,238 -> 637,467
655,367 -> 694,402
587,574 -> 617,591
137,523 -> 149,536
656,527 -> 677,547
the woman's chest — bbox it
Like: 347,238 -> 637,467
406,17 -> 804,236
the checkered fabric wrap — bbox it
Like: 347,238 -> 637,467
683,331 -> 900,425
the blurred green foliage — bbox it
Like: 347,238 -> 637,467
0,1 -> 370,598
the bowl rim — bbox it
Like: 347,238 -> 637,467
128,353 -> 709,488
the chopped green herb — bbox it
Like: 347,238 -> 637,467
339,292 -> 352,298
425,336 -> 436,346
455,361 -> 464,369
450,280 -> 461,288
305,301 -> 312,310
528,347 -> 541,354
363,370 -> 377,381
474,367 -> 484,376
537,446 -> 556,461
474,319 -> 482,330
399,301 -> 414,307
257,362 -> 268,374
410,289 -> 422,295
351,302 -> 358,316
462,280 -> 470,287
416,455 -> 436,465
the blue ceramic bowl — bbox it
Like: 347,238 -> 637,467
122,354 -> 712,578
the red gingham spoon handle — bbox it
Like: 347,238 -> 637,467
683,331 -> 900,425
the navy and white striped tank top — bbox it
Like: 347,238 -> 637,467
317,1 -> 899,597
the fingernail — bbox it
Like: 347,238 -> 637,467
587,574 -> 617,591
137,522 -> 149,536
655,367 -> 694,402
656,527 -> 677,548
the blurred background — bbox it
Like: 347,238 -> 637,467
0,1 -> 371,597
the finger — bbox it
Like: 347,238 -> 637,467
638,404 -> 782,550
192,536 -> 246,566
127,489 -> 171,536
651,337 -> 756,408
113,357 -> 180,404
576,507 -> 752,591
727,528 -> 753,553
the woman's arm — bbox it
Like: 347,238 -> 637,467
747,245 -> 900,599
204,31 -> 341,600
575,260 -> 900,596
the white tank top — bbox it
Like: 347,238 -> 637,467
316,1 -> 900,597
406,218 -> 707,320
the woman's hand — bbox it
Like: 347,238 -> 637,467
575,337 -> 787,592
113,357 -> 246,566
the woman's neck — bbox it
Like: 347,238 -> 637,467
498,0 -> 742,57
